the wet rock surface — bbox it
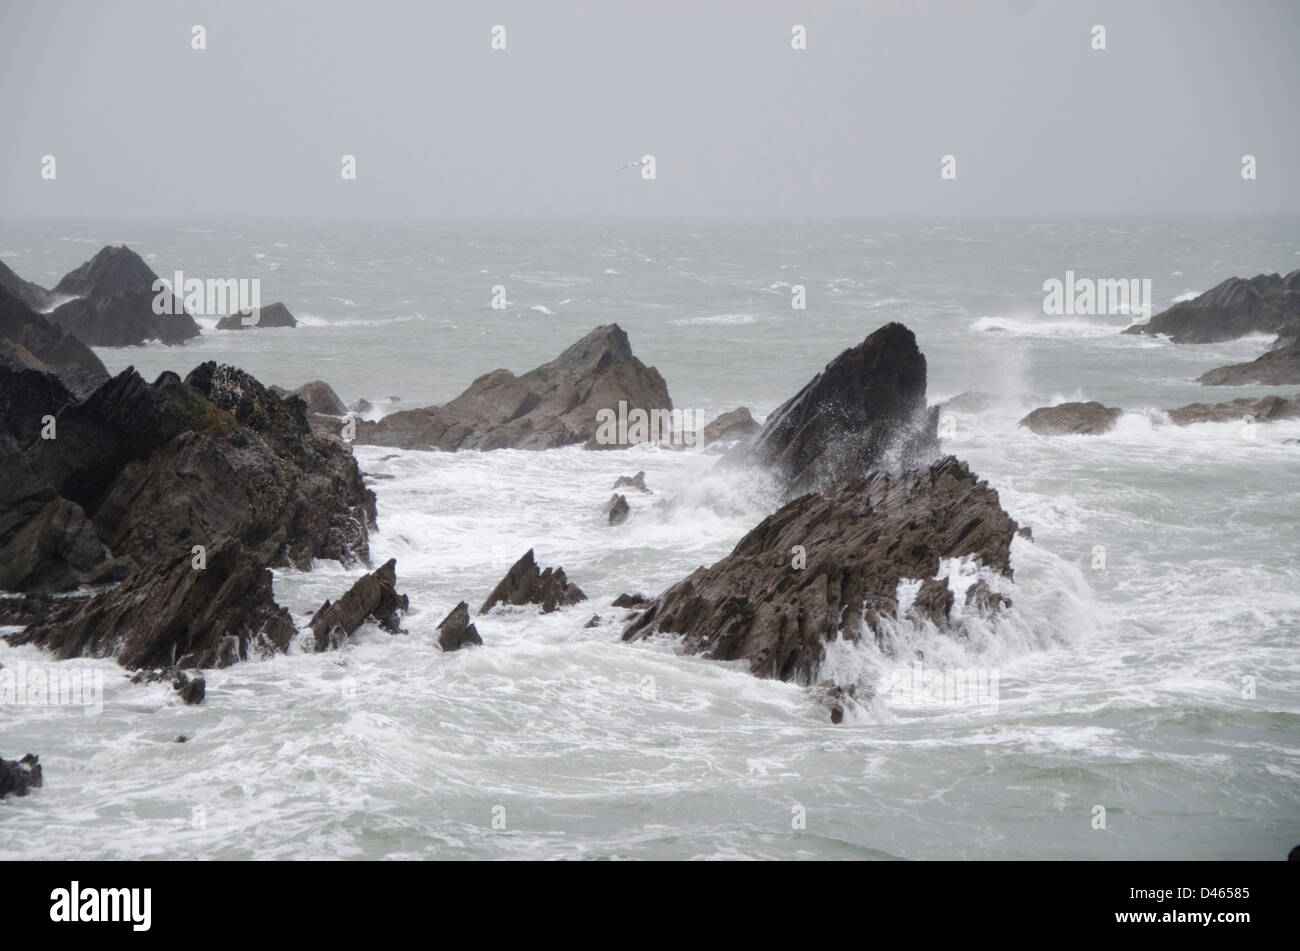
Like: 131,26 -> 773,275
1124,269 -> 1300,343
1019,401 -> 1124,435
309,558 -> 409,650
436,601 -> 483,652
0,754 -> 43,798
480,549 -> 587,614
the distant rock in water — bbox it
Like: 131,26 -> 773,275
624,457 -> 1021,684
719,323 -> 939,498
0,285 -> 108,400
47,246 -> 199,346
280,380 -> 347,415
1197,341 -> 1300,386
215,301 -> 298,330
436,601 -> 483,652
607,493 -> 630,525
1124,269 -> 1300,343
480,549 -> 587,614
0,259 -> 54,312
0,754 -> 42,798
354,324 -> 671,451
1167,393 -> 1300,426
309,558 -> 410,650
612,471 -> 649,492
702,407 -> 759,445
1019,401 -> 1123,435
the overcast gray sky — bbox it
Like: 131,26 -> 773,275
2,0 -> 1297,219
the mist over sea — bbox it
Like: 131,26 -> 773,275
2,216 -> 1298,859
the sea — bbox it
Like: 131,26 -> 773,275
1,216 -> 1297,859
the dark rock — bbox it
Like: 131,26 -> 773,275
1197,342 -> 1300,386
11,540 -> 297,670
583,614 -> 602,628
175,673 -> 205,705
54,245 -> 159,300
481,549 -> 587,614
814,682 -> 859,724
1124,269 -> 1300,343
435,601 -> 483,652
1019,401 -> 1122,435
623,457 -> 1021,684
612,593 -> 651,609
0,754 -> 42,798
308,559 -> 409,650
965,578 -> 1012,614
0,285 -> 108,399
0,259 -> 54,311
214,301 -> 297,330
48,286 -> 200,347
702,407 -> 759,444
174,735 -> 188,743
1167,393 -> 1300,426
910,578 -> 955,626
718,323 -> 940,498
612,471 -> 649,492
354,324 -> 671,451
607,493 -> 630,525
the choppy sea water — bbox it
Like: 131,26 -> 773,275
1,218 -> 1297,859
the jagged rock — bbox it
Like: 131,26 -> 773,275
607,493 -> 630,525
623,457 -> 1021,684
702,407 -> 759,444
1197,342 -> 1300,386
177,673 -> 205,704
1019,401 -> 1122,435
0,754 -> 42,798
11,539 -> 297,670
612,593 -> 651,609
0,259 -> 54,311
0,496 -> 128,593
1124,270 -> 1300,343
481,549 -> 587,614
583,615 -> 602,628
910,578 -> 955,626
1167,393 -> 1300,426
0,285 -> 108,399
612,471 -> 649,492
214,301 -> 297,330
719,323 -> 940,498
435,601 -> 483,652
354,324 -> 671,451
54,244 -> 159,300
965,578 -> 1012,614
309,559 -> 409,650
130,667 -> 206,704
48,245 -> 200,345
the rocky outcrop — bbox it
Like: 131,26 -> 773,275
1167,393 -> 1300,426
623,457 -> 1020,684
0,285 -> 108,400
215,301 -> 298,330
308,559 -> 409,650
718,323 -> 939,498
702,407 -> 759,444
436,601 -> 482,652
1124,270 -> 1300,343
0,754 -> 42,798
612,471 -> 649,492
0,259 -> 54,312
1019,401 -> 1123,435
131,668 -> 206,705
480,549 -> 587,614
10,540 -> 297,670
1197,342 -> 1300,386
47,246 -> 199,346
607,493 -> 630,525
354,324 -> 671,451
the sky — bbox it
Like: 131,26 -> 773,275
1,0 -> 1297,219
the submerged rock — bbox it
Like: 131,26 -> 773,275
1124,269 -> 1300,343
719,323 -> 940,498
215,301 -> 298,330
309,559 -> 410,650
0,754 -> 42,798
624,457 -> 1020,684
1019,401 -> 1123,435
481,549 -> 587,614
612,471 -> 649,492
436,601 -> 483,652
1167,393 -> 1300,426
355,324 -> 671,451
